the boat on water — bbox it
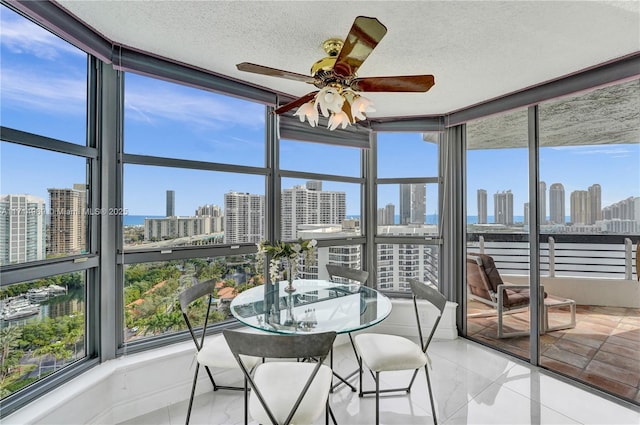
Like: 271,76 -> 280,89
26,285 -> 67,302
1,297 -> 40,321
2,304 -> 40,320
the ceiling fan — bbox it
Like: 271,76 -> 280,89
236,16 -> 435,130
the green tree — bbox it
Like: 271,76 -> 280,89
0,326 -> 23,381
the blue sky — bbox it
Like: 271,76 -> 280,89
1,7 -> 639,218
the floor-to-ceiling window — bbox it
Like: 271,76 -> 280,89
465,109 -> 531,359
0,6 -> 95,401
463,79 -> 640,404
538,79 -> 640,403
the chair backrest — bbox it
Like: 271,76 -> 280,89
466,253 -> 503,303
326,264 -> 369,285
223,329 -> 337,425
408,279 -> 447,351
179,279 -> 217,350
223,329 -> 336,360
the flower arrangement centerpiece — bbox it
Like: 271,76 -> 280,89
256,238 -> 317,293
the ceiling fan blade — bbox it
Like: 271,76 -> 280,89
236,62 -> 316,84
352,75 -> 435,92
332,16 -> 387,77
274,91 -> 318,115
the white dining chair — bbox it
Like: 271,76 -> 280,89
179,280 -> 260,425
224,329 -> 337,425
354,279 -> 447,425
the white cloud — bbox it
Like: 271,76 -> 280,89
1,10 -> 84,60
549,145 -> 634,156
125,85 -> 265,130
1,68 -> 86,115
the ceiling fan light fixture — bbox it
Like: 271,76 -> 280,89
328,109 -> 350,131
316,86 -> 345,117
293,100 -> 319,127
350,94 -> 375,122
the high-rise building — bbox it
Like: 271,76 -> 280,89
377,225 -> 439,292
48,184 -> 86,256
539,181 -> 547,224
493,190 -> 513,225
570,190 -> 588,224
281,182 -> 345,240
587,184 -> 602,225
377,203 -> 395,225
144,216 -> 219,241
298,222 -> 361,281
602,196 -> 638,221
524,202 -> 529,225
224,192 -> 265,244
195,204 -> 224,233
477,189 -> 487,224
549,183 -> 565,224
0,194 -> 47,265
399,183 -> 426,225
166,190 -> 175,217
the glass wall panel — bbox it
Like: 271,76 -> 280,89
0,272 -> 86,399
538,79 -> 640,403
124,255 -> 259,343
279,139 -> 361,177
124,73 -> 265,166
0,7 -> 87,144
377,132 -> 438,178
375,132 -> 441,293
1,142 -> 89,267
465,109 -> 531,360
377,183 -> 439,231
123,165 -> 265,249
279,178 -> 361,240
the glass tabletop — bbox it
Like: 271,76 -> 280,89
229,279 -> 392,335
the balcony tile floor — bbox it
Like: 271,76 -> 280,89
467,300 -> 640,405
120,337 -> 639,425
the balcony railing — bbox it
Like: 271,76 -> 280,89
467,233 -> 639,280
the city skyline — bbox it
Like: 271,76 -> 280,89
1,7 -> 639,220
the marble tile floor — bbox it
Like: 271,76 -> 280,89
120,338 -> 639,425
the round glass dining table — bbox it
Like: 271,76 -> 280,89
229,279 -> 392,335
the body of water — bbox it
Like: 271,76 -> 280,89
123,215 -> 165,226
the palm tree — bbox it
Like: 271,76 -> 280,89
0,326 -> 23,382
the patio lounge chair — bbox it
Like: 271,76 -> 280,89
466,253 -> 576,338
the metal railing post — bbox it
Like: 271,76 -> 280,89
479,235 -> 485,254
624,238 -> 632,280
548,236 -> 555,278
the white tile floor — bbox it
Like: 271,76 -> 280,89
120,338 -> 640,425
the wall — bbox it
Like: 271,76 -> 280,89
3,300 -> 458,425
505,275 -> 640,308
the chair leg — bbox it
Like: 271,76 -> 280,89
203,365 -> 218,390
358,356 -> 364,397
406,369 -> 419,393
424,365 -> 437,425
186,362 -> 200,425
243,376 -> 248,425
375,371 -> 380,425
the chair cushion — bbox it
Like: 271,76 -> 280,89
197,334 -> 260,369
249,362 -> 332,425
355,334 -> 427,372
466,255 -> 494,302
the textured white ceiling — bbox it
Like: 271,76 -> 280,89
56,1 -> 639,119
